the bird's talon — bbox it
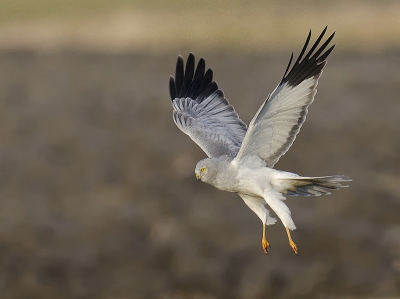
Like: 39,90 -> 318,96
289,241 -> 298,255
262,239 -> 270,254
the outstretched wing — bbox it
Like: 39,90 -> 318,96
235,27 -> 335,167
169,53 -> 247,157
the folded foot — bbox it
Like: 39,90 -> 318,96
262,224 -> 271,254
262,238 -> 271,254
289,240 -> 298,255
285,227 -> 299,255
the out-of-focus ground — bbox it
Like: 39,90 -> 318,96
2,0 -> 400,53
0,1 -> 400,299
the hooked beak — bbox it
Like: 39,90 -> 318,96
195,173 -> 200,181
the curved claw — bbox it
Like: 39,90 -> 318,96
285,227 -> 299,255
289,240 -> 299,255
261,224 -> 271,254
262,238 -> 270,254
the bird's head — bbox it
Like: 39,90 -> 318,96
194,158 -> 216,183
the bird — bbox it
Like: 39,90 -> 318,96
168,27 -> 351,255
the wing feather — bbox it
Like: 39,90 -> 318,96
169,53 -> 247,157
236,27 -> 335,167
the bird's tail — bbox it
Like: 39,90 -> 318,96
280,175 -> 351,196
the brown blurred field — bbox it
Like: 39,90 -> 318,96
0,1 -> 400,299
2,0 -> 400,53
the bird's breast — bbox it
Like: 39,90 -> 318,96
235,166 -> 266,196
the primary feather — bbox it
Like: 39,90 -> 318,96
235,26 -> 335,167
168,28 -> 351,255
169,53 -> 247,157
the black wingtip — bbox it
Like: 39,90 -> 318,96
312,31 -> 336,59
169,53 -> 219,103
175,55 -> 184,96
304,26 -> 328,59
181,53 -> 195,97
282,52 -> 294,80
291,30 -> 311,72
169,75 -> 177,101
283,27 -> 335,87
189,57 -> 206,98
197,81 -> 219,103
319,44 -> 336,62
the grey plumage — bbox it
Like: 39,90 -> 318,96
235,27 -> 335,167
169,27 -> 351,254
170,53 -> 247,158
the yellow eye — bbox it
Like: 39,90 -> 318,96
200,167 -> 206,173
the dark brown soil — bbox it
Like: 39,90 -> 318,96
0,50 -> 399,299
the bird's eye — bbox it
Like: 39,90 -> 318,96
200,167 -> 206,173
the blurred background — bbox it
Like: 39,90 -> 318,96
0,0 -> 399,298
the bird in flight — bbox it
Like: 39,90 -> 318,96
168,27 -> 351,255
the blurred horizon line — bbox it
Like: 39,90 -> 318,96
1,1 -> 400,53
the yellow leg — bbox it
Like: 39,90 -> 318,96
261,224 -> 271,254
285,227 -> 298,255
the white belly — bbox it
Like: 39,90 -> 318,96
228,156 -> 272,196
232,156 -> 299,196
212,155 -> 299,195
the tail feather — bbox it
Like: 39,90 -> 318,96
282,175 -> 351,197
